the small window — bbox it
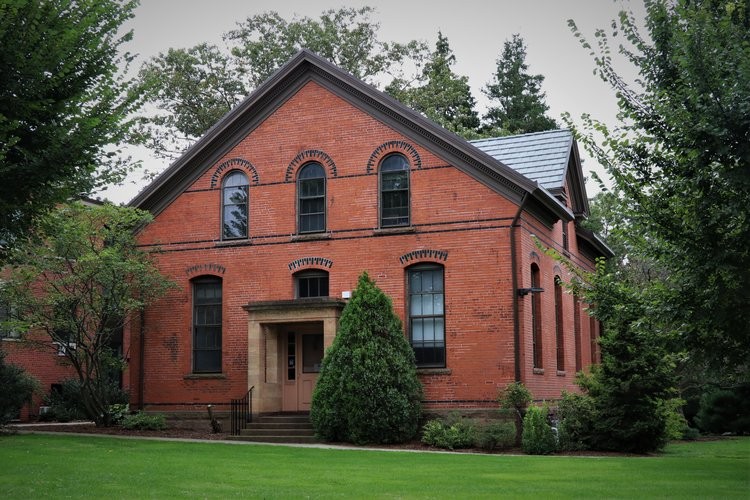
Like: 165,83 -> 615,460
555,276 -> 565,371
222,171 -> 248,239
531,264 -> 543,369
562,220 -> 569,252
380,154 -> 410,227
193,277 -> 222,373
296,270 -> 329,298
0,300 -> 20,339
297,163 -> 326,233
408,264 -> 445,367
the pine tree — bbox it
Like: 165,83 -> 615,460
483,34 -> 557,135
310,272 -> 422,444
387,31 -> 481,137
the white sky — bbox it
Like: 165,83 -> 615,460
102,0 -> 644,204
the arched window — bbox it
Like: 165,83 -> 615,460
408,263 -> 445,367
295,270 -> 329,298
192,277 -> 222,373
222,171 -> 248,239
574,295 -> 582,372
531,264 -> 542,369
555,276 -> 565,371
380,154 -> 410,227
297,163 -> 326,233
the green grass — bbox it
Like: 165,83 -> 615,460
1,435 -> 747,498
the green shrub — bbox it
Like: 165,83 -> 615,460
122,411 -> 166,430
695,385 -> 750,435
0,350 -> 38,425
420,417 -> 477,450
681,426 -> 701,440
557,391 -> 596,451
311,272 -> 422,445
662,398 -> 688,441
476,421 -> 516,451
522,405 -> 557,455
43,379 -> 86,422
109,403 -> 129,425
498,381 -> 532,445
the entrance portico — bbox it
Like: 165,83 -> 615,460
244,298 -> 346,415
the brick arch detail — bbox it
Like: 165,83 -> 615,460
185,263 -> 227,278
529,251 -> 541,264
366,140 -> 422,173
284,150 -> 337,182
288,257 -> 334,272
210,158 -> 259,188
399,249 -> 448,266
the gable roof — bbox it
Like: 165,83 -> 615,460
129,49 -> 572,225
471,129 -> 590,217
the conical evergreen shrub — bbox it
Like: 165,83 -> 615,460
310,272 -> 422,444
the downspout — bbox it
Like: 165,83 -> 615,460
138,309 -> 145,411
510,193 -> 529,383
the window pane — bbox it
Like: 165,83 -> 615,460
434,294 -> 444,315
223,205 -> 247,239
422,294 -> 434,315
410,294 -> 422,315
193,280 -> 221,373
412,318 -> 423,341
381,154 -> 409,172
382,171 -> 408,191
410,271 -> 422,293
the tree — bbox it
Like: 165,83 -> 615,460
387,31 -> 481,137
310,272 -> 422,444
136,6 -> 429,159
482,34 -> 558,135
0,202 -> 173,426
0,0 -> 141,255
569,0 -> 750,375
0,348 -> 39,425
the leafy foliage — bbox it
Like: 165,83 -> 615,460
310,272 -> 422,444
476,421 -> 517,451
695,384 -> 750,435
0,0 -> 141,254
556,390 -> 597,451
121,411 -> 167,430
521,405 -> 557,455
498,381 -> 532,444
569,0 -> 750,375
1,203 -> 173,426
482,34 -> 558,135
420,416 -> 477,450
0,348 -> 38,425
135,7 -> 429,160
387,32 -> 481,138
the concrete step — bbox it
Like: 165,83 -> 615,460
240,428 -> 314,437
231,413 -> 317,444
246,422 -> 313,430
228,435 -> 319,444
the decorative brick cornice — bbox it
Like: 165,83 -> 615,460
285,150 -> 337,182
399,249 -> 448,265
210,158 -> 259,188
366,140 -> 422,173
185,263 -> 226,277
288,256 -> 333,271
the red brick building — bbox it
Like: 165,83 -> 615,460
125,50 -> 610,417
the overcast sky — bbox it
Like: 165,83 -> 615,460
104,0 -> 645,204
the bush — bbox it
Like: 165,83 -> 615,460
43,379 -> 87,422
476,421 -> 516,451
662,398 -> 688,441
498,381 -> 532,445
420,416 -> 477,450
557,391 -> 596,451
695,385 -> 750,435
522,405 -> 557,455
122,411 -> 166,430
0,350 -> 39,425
311,272 -> 422,445
109,403 -> 129,425
681,426 -> 701,440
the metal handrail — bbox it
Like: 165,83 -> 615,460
230,386 -> 254,436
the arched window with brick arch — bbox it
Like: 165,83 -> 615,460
297,162 -> 326,233
221,171 -> 248,240
407,263 -> 445,367
379,153 -> 410,228
531,263 -> 543,370
192,276 -> 222,373
294,269 -> 329,298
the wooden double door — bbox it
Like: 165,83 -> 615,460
282,330 -> 324,412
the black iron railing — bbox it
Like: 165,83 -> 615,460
230,386 -> 254,436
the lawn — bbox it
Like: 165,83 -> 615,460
0,434 -> 747,498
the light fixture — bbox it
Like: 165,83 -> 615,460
517,287 -> 544,297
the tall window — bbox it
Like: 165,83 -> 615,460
193,277 -> 222,373
222,171 -> 248,239
295,270 -> 329,298
0,299 -> 20,339
531,264 -> 542,369
298,163 -> 326,233
555,276 -> 565,371
408,264 -> 445,367
380,154 -> 410,227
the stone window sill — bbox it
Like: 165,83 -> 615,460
556,370 -> 567,377
532,368 -> 545,375
373,226 -> 416,236
291,232 -> 332,242
417,368 -> 452,376
184,373 -> 226,380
